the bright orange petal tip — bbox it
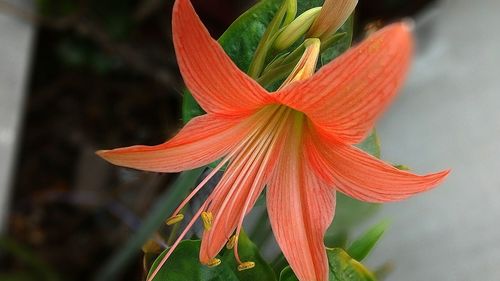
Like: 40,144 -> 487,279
171,0 -> 272,116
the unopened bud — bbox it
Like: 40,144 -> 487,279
274,7 -> 322,51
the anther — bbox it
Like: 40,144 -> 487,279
226,235 -> 238,249
201,211 -> 213,231
207,258 -> 221,267
166,214 -> 184,226
237,261 -> 256,271
141,239 -> 162,254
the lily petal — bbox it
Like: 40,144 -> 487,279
305,124 -> 450,203
97,113 -> 253,173
173,0 -> 272,115
267,116 -> 334,281
276,23 -> 413,144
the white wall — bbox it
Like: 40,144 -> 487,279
0,0 -> 35,230
366,0 -> 500,280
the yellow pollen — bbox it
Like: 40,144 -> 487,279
165,214 -> 184,225
207,258 -> 221,267
237,261 -> 256,271
226,235 -> 238,249
201,211 -> 213,231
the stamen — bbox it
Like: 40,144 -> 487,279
231,109 -> 293,264
237,261 -> 256,271
206,258 -> 221,267
226,235 -> 238,249
201,211 -> 213,231
166,106 -> 281,223
210,107 -> 288,232
165,214 -> 184,225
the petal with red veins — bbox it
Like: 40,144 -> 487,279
267,115 -> 335,281
173,0 -> 272,115
276,23 -> 413,144
97,113 -> 254,173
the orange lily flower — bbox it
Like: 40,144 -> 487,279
97,0 -> 449,280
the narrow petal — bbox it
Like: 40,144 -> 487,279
276,23 -> 413,144
97,113 -> 253,173
305,123 -> 450,203
173,0 -> 272,115
267,114 -> 334,281
307,0 -> 358,39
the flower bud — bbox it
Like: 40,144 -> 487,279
307,0 -> 358,40
273,7 -> 322,51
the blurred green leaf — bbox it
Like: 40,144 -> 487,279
357,130 -> 381,159
347,220 -> 390,261
279,248 -> 376,281
0,273 -> 39,281
148,233 -> 275,281
57,38 -> 117,73
325,194 -> 380,248
0,237 -> 60,281
35,0 -> 77,17
95,168 -> 204,281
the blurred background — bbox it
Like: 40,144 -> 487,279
0,0 -> 499,280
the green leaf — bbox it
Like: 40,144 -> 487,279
327,249 -> 377,281
347,220 -> 390,261
148,233 -> 276,281
222,231 -> 277,281
95,168 -> 205,281
148,240 -> 239,281
356,130 -> 381,158
319,14 -> 354,67
296,0 -> 323,14
279,248 -> 376,281
278,267 -> 297,281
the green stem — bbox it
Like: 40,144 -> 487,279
247,0 -> 295,78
